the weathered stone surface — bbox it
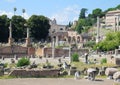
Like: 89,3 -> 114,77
87,68 -> 96,73
105,68 -> 118,76
113,71 -> 120,79
87,68 -> 98,81
9,69 -> 60,77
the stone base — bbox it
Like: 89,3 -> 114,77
25,38 -> 31,47
8,38 -> 14,46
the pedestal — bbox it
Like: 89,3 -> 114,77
26,38 -> 31,47
8,38 -> 14,46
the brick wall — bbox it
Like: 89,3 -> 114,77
28,47 -> 35,56
44,47 -> 89,58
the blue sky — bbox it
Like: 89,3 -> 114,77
0,0 -> 120,25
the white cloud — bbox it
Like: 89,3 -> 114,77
50,5 -> 80,25
0,10 -> 13,18
22,13 -> 29,19
0,10 -> 30,19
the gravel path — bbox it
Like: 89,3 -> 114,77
0,78 -> 119,85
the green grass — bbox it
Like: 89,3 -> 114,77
0,75 -> 16,79
96,75 -> 107,79
71,61 -> 115,71
113,83 -> 120,85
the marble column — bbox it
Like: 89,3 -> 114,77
114,16 -> 117,32
26,28 -> 31,47
56,36 -> 59,46
52,37 -> 55,58
117,15 -> 119,31
8,21 -> 13,46
96,16 -> 100,43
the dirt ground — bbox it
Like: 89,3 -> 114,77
0,78 -> 119,85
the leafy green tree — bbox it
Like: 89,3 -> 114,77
14,7 -> 17,15
67,21 -> 73,27
104,8 -> 116,13
11,15 -> 26,42
22,9 -> 25,17
116,4 -> 120,9
94,32 -> 120,51
0,15 -> 9,42
92,8 -> 104,18
79,8 -> 87,19
75,21 -> 83,34
28,15 -> 50,41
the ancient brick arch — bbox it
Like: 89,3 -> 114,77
77,35 -> 83,43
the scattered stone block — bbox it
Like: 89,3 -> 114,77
105,68 -> 118,76
113,71 -> 120,80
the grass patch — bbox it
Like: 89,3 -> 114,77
0,75 -> 16,79
71,62 -> 115,70
113,83 -> 120,85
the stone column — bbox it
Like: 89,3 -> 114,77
56,36 -> 59,46
26,27 -> 31,47
8,21 -> 13,46
9,21 -> 12,38
52,37 -> 55,58
117,15 -> 119,31
114,16 -> 117,32
96,16 -> 100,43
27,27 -> 29,38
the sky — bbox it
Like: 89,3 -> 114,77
0,0 -> 120,25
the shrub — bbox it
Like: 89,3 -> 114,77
100,58 -> 107,64
4,63 -> 8,68
17,57 -> 30,67
72,53 -> 79,62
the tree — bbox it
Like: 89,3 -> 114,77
104,8 -> 116,13
93,32 -> 120,51
75,21 -> 83,34
116,4 -> 120,9
0,15 -> 9,42
11,15 -> 26,42
67,21 -> 72,27
79,8 -> 87,19
92,8 -> 104,18
28,15 -> 50,41
14,7 -> 17,15
22,9 -> 25,18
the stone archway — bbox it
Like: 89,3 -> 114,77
77,36 -> 80,43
